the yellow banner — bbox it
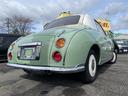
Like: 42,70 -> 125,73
57,12 -> 71,19
97,19 -> 111,32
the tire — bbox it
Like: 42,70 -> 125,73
114,49 -> 119,54
109,50 -> 117,64
80,50 -> 98,83
23,69 -> 33,74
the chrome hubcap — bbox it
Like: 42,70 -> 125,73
111,52 -> 116,62
89,55 -> 96,77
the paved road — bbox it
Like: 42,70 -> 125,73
0,54 -> 128,96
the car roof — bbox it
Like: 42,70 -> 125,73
79,14 -> 97,30
44,14 -> 97,30
56,14 -> 97,30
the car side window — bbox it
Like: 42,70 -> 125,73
95,21 -> 106,36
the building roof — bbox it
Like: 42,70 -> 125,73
114,34 -> 128,40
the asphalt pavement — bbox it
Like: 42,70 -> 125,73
0,54 -> 128,96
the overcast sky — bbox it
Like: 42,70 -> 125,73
0,0 -> 128,33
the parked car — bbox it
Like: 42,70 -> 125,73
0,34 -> 21,62
116,40 -> 128,53
7,14 -> 117,83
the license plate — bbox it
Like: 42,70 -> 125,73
25,48 -> 33,58
20,47 -> 36,60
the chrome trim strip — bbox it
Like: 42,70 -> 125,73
7,63 -> 85,73
19,42 -> 42,47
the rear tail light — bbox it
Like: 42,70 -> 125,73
8,52 -> 12,60
56,38 -> 65,48
52,51 -> 62,62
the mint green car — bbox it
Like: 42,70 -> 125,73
7,14 -> 117,83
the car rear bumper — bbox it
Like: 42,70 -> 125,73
7,63 -> 85,73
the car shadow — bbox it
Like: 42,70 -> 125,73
21,63 -> 113,86
97,63 -> 112,75
21,72 -> 83,87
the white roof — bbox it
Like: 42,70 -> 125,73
81,14 -> 97,30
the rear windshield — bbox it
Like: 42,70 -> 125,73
44,15 -> 80,30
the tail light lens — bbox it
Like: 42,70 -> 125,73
56,38 -> 65,48
52,51 -> 62,62
8,52 -> 12,60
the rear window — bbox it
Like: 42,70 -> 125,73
44,15 -> 80,30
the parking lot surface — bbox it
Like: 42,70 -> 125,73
0,54 -> 128,96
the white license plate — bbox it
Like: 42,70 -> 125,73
20,47 -> 36,60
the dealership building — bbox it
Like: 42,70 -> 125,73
114,34 -> 128,40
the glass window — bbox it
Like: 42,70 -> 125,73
44,15 -> 80,30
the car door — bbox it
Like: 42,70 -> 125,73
95,21 -> 113,64
104,35 -> 114,58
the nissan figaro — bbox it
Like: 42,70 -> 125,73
7,14 -> 117,83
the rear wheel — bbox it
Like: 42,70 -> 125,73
80,50 -> 98,83
23,69 -> 33,74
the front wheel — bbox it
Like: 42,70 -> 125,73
80,50 -> 97,83
109,50 -> 117,64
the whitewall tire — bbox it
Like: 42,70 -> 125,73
80,50 -> 98,83
88,55 -> 97,77
110,51 -> 117,64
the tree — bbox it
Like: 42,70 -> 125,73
0,15 -> 33,35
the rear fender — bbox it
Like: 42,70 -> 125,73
64,30 -> 94,68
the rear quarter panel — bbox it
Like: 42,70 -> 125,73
64,29 -> 96,67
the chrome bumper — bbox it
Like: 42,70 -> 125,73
7,63 -> 85,73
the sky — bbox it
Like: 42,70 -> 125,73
0,0 -> 128,34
